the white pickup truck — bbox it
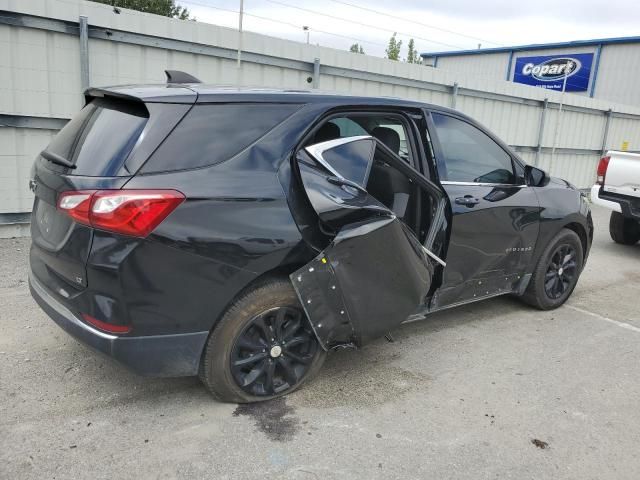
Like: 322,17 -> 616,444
591,151 -> 640,245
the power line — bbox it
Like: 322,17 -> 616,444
258,0 -> 466,50
310,29 -> 386,49
181,1 -> 297,29
180,0 -> 388,48
328,0 -> 503,47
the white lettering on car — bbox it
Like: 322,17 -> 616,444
505,246 -> 533,253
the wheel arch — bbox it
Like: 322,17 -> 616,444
563,221 -> 588,265
197,261 -> 327,401
530,211 -> 591,276
224,262 -> 308,308
197,258 -> 313,368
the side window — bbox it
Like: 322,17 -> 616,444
143,103 -> 299,173
431,113 -> 515,184
329,117 -> 368,137
309,113 -> 413,165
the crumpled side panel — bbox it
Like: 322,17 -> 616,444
290,253 -> 354,350
291,216 -> 433,349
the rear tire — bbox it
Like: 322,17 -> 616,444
199,279 -> 326,403
521,228 -> 583,310
609,211 -> 640,245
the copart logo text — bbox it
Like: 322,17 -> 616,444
521,57 -> 581,82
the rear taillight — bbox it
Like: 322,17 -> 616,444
58,190 -> 93,225
596,156 -> 610,185
58,189 -> 185,237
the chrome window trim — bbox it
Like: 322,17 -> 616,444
422,245 -> 446,267
440,181 -> 527,188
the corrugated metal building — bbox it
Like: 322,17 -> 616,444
421,37 -> 640,107
3,0 -> 640,236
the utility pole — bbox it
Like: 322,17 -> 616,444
237,0 -> 244,69
303,26 -> 310,44
550,61 -> 571,171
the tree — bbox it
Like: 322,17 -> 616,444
349,43 -> 365,54
385,33 -> 402,61
93,0 -> 192,20
405,39 -> 419,64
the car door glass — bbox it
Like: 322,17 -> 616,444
307,137 -> 375,187
304,137 -> 434,243
432,113 -> 515,184
329,117 -> 368,137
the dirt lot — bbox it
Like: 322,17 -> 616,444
1,204 -> 639,479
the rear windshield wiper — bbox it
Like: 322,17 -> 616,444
40,150 -> 76,169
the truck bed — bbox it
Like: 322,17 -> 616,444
603,151 -> 640,199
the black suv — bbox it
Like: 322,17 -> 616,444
29,73 -> 593,402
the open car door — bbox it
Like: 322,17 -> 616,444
291,136 -> 447,349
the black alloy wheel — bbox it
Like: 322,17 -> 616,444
230,306 -> 318,396
543,244 -> 578,300
520,228 -> 583,310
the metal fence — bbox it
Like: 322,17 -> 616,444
2,0 -> 640,235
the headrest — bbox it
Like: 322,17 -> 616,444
314,122 -> 341,143
372,127 -> 401,154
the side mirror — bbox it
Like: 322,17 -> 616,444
524,165 -> 548,187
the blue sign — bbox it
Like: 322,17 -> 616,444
513,53 -> 594,91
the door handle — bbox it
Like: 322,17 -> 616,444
455,195 -> 480,206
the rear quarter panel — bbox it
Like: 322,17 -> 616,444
112,106 -> 325,335
116,160 -> 313,335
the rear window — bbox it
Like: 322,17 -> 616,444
46,98 -> 148,176
142,104 -> 299,173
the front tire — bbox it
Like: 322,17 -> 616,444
199,279 -> 326,403
521,228 -> 584,310
609,211 -> 640,245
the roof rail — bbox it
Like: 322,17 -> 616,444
165,70 -> 202,84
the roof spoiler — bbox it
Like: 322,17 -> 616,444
83,87 -> 145,107
165,70 -> 202,84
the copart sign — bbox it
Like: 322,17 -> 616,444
513,53 -> 594,91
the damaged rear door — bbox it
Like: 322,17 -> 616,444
291,136 -> 447,349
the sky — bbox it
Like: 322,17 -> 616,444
178,0 -> 640,58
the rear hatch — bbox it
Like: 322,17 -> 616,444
30,87 -> 195,296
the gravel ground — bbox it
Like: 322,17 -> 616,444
1,204 -> 639,479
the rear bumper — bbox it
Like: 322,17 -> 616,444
593,184 -> 640,221
29,273 -> 208,377
590,184 -> 622,212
